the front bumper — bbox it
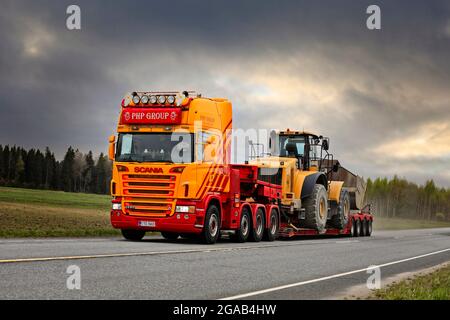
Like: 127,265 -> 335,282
110,204 -> 204,234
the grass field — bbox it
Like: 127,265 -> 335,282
0,186 -> 118,237
373,216 -> 450,230
1,186 -> 450,237
372,263 -> 450,299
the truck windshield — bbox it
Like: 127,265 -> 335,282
116,133 -> 194,163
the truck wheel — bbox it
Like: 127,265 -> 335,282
234,207 -> 251,243
303,184 -> 328,233
249,208 -> 265,242
367,220 -> 373,236
329,189 -> 350,229
161,232 -> 179,241
353,219 -> 361,237
201,204 -> 221,244
263,209 -> 279,241
121,229 -> 145,241
361,220 -> 367,236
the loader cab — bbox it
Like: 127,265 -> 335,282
271,130 -> 325,171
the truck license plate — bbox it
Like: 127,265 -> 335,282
138,220 -> 155,227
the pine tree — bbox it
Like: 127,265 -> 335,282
61,147 -> 75,192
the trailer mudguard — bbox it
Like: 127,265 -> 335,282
300,172 -> 328,199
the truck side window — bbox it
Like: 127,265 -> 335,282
196,131 -> 219,163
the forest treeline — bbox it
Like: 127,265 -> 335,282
0,144 -> 449,221
366,177 -> 450,221
0,145 -> 111,194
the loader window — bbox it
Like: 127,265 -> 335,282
116,133 -> 194,163
279,136 -> 305,157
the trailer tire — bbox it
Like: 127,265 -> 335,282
367,220 -> 373,236
201,204 -> 221,244
263,209 -> 279,241
161,232 -> 179,241
233,207 -> 251,243
329,189 -> 350,230
249,208 -> 265,242
353,219 -> 361,237
121,229 -> 145,241
302,184 -> 328,233
361,219 -> 368,237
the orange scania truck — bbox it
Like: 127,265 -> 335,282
108,91 -> 372,244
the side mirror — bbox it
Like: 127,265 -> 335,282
322,138 -> 330,151
108,135 -> 116,161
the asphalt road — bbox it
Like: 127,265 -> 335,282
0,228 -> 449,299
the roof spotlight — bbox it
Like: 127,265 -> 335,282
132,95 -> 140,104
141,95 -> 149,104
167,95 -> 176,104
158,95 -> 166,104
149,95 -> 157,104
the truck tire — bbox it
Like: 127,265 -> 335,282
361,219 -> 368,236
249,208 -> 265,242
121,229 -> 145,241
201,204 -> 221,244
233,207 -> 251,243
329,189 -> 350,229
263,209 -> 279,241
367,220 -> 373,236
161,232 -> 179,241
302,184 -> 328,233
353,219 -> 361,237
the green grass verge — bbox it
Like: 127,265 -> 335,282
0,186 -> 118,237
374,216 -> 450,230
372,264 -> 450,300
0,186 -> 110,210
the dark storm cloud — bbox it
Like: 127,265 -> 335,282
0,0 -> 449,185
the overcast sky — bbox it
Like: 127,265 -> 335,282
1,0 -> 450,186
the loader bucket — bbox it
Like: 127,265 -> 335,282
329,164 -> 366,210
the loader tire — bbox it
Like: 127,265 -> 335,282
249,208 -> 265,242
302,184 -> 328,233
263,209 -> 279,241
329,189 -> 350,230
121,229 -> 145,241
201,204 -> 220,244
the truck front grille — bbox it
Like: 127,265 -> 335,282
121,174 -> 176,217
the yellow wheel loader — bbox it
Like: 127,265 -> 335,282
249,129 -> 366,234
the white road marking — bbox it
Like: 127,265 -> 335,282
0,238 -> 359,264
219,248 -> 450,300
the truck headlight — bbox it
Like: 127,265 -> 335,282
112,203 -> 122,210
175,205 -> 195,213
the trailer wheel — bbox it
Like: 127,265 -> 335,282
201,204 -> 221,244
329,189 -> 350,229
353,219 -> 361,237
303,184 -> 328,233
161,232 -> 179,241
361,219 -> 368,237
121,229 -> 145,241
367,220 -> 373,236
263,209 -> 279,241
249,208 -> 265,242
233,207 -> 251,243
